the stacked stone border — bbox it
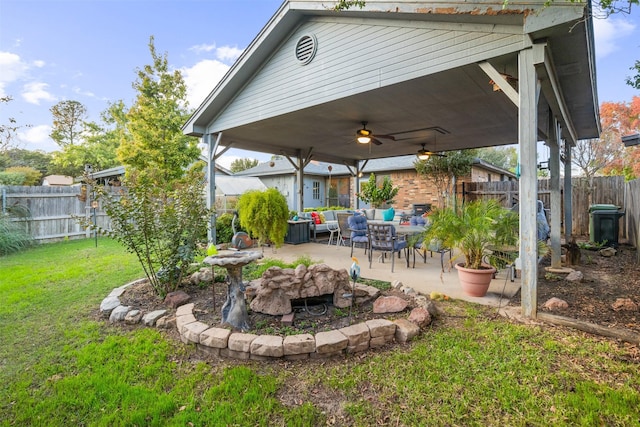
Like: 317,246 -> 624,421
100,279 -> 431,361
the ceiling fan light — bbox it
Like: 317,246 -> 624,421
357,136 -> 371,144
417,150 -> 430,160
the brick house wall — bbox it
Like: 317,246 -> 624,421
350,165 -> 514,211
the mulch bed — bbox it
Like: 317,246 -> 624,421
509,242 -> 640,334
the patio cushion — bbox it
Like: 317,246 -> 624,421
383,208 -> 395,221
410,215 -> 426,226
348,214 -> 367,240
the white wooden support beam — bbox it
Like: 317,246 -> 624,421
478,61 -> 519,106
548,116 -> 562,268
296,150 -> 305,213
518,47 -> 540,319
532,43 -> 578,145
207,132 -> 222,245
212,142 -> 233,160
563,142 -> 573,238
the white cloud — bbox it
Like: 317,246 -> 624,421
22,81 -> 56,105
33,60 -> 45,68
216,46 -> 243,62
0,51 -> 29,97
593,15 -> 636,58
72,86 -> 96,98
17,124 -> 58,152
190,43 -> 216,54
181,59 -> 231,108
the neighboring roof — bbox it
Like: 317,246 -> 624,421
90,160 -> 231,180
235,155 -> 516,179
42,175 -> 74,186
184,0 -> 599,164
214,176 -> 267,195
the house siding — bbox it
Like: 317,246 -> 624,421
211,17 -> 523,132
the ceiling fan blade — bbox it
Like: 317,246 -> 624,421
374,134 -> 396,140
371,138 -> 383,146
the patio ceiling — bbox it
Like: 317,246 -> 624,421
184,1 -> 599,165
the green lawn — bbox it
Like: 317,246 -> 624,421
1,239 -> 639,426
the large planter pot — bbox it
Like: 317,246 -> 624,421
455,263 -> 497,297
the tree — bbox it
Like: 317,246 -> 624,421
116,36 -> 200,186
475,146 -> 517,172
358,173 -> 399,208
415,150 -> 476,208
626,60 -> 640,90
1,96 -> 31,154
49,100 -> 87,147
600,96 -> 640,179
4,166 -> 41,185
230,158 -> 259,173
0,148 -> 53,176
51,102 -> 125,176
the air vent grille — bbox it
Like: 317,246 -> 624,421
295,35 -> 317,65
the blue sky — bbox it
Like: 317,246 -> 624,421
1,0 -> 639,169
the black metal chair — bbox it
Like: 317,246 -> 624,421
367,223 -> 408,272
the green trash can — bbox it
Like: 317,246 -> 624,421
589,204 -> 625,247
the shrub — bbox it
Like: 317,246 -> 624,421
215,212 -> 235,243
0,206 -> 34,255
77,166 -> 211,296
236,188 -> 289,248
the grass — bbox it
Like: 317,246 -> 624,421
2,238 -> 640,426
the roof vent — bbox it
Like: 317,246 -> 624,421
295,34 -> 317,65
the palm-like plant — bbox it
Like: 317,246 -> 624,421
423,199 -> 519,270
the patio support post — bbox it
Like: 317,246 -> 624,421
207,132 -> 222,245
563,142 -> 573,238
296,150 -> 304,213
549,116 -> 562,268
518,47 -> 540,318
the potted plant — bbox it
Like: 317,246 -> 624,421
422,199 -> 520,297
358,173 -> 399,209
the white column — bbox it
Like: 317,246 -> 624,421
518,47 -> 540,318
549,118 -> 562,268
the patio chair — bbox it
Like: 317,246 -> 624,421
347,213 -> 369,257
367,223 -> 409,272
336,212 -> 351,247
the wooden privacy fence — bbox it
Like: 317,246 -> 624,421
1,185 -> 111,242
462,176 -> 636,246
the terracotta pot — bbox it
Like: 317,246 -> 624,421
454,263 -> 496,297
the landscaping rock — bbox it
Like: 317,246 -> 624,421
156,315 -> 176,329
600,247 -> 617,257
283,334 -> 315,355
339,323 -> 370,351
109,305 -> 130,323
408,307 -> 432,328
99,296 -> 121,317
164,291 -> 191,308
394,318 -> 420,343
250,335 -> 284,358
200,327 -> 232,348
373,296 -> 408,313
189,267 -> 213,285
565,271 -> 584,283
612,298 -> 638,312
124,309 -> 143,324
365,319 -> 396,337
182,321 -> 211,344
315,330 -> 348,354
142,309 -> 167,326
391,280 -> 403,290
542,297 -> 569,310
228,333 -> 258,352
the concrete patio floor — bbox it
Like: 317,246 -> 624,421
259,239 -> 522,309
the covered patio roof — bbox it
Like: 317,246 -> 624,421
183,0 -> 599,164
184,0 -> 600,319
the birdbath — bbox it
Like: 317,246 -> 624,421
203,250 -> 263,331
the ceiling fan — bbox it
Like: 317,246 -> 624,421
355,121 -> 396,146
416,143 -> 446,160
